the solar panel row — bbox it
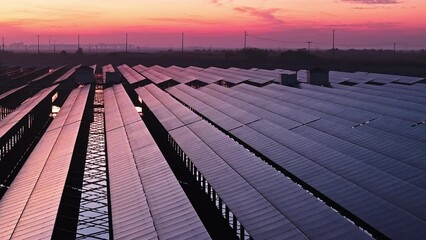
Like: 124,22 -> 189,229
104,84 -> 210,240
117,64 -> 146,85
167,83 -> 426,239
0,84 -> 58,186
138,83 -> 371,240
0,84 -> 92,239
237,84 -> 426,143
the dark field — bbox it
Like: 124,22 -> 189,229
1,49 -> 426,77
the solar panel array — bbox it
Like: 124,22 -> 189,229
104,84 -> 210,239
329,71 -> 425,85
138,83 -> 370,240
166,83 -> 426,239
117,64 -> 146,85
0,64 -> 425,240
0,85 -> 92,239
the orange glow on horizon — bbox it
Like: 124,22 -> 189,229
0,0 -> 425,49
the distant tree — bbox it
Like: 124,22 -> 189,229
60,50 -> 68,55
241,48 -> 269,60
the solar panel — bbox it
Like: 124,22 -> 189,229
104,84 -> 210,239
117,64 -> 146,85
0,85 -> 92,239
334,83 -> 426,105
263,83 -> 425,124
143,84 -> 371,239
53,65 -> 81,84
149,65 -> 198,84
237,84 -> 426,143
328,83 -> 426,113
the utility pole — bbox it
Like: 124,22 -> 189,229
181,32 -> 184,53
332,29 -> 335,59
393,43 -> 396,58
78,34 -> 80,50
54,44 -> 56,54
307,41 -> 312,53
125,33 -> 128,53
245,31 -> 248,49
2,36 -> 4,52
37,35 -> 40,54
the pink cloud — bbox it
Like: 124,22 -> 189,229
233,7 -> 283,25
341,0 -> 402,4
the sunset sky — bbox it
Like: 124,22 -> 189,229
0,0 -> 425,49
